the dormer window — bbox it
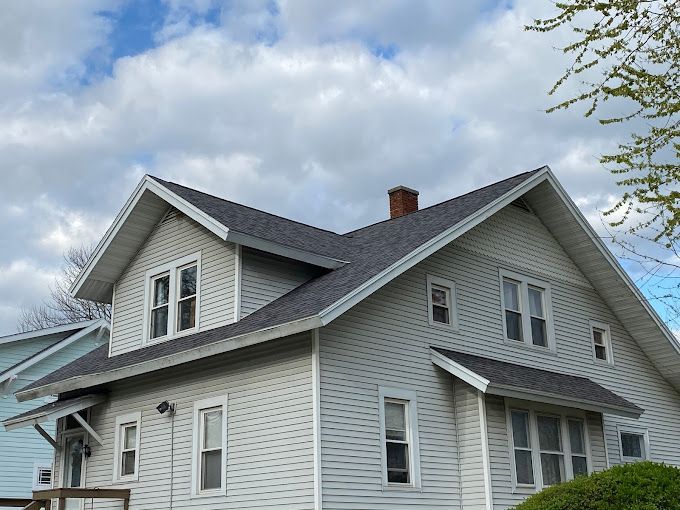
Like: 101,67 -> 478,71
143,252 -> 201,344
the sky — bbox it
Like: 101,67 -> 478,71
0,0 -> 672,335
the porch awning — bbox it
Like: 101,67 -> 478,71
2,394 -> 106,432
431,347 -> 643,419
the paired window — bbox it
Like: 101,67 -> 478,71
500,270 -> 554,350
144,253 -> 201,343
618,427 -> 649,462
32,463 -> 52,490
192,396 -> 227,496
113,412 -> 141,482
590,321 -> 613,364
426,275 -> 457,329
508,405 -> 590,489
379,387 -> 421,489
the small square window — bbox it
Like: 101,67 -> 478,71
620,431 -> 647,461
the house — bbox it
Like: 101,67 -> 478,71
4,166 -> 680,510
0,319 -> 109,508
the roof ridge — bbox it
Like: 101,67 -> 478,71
149,175 -> 345,238
342,167 -> 546,236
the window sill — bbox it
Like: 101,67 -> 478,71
191,489 -> 227,499
112,475 -> 138,485
593,357 -> 614,367
382,484 -> 422,493
503,338 -> 557,355
143,327 -> 199,347
427,319 -> 458,331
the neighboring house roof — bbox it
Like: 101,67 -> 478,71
2,394 -> 106,432
0,319 -> 102,346
15,167 -> 680,402
430,347 -> 643,419
0,319 -> 109,385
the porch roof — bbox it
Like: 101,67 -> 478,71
431,347 -> 643,419
2,394 -> 106,432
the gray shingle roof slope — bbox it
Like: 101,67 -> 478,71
21,169 -> 542,393
433,347 -> 643,414
149,176 -> 351,261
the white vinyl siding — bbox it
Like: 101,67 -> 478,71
239,247 -> 321,318
110,208 -> 236,356
52,334 -> 314,509
318,203 -> 680,510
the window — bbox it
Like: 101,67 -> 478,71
507,403 -> 591,490
426,275 -> 458,329
379,387 -> 421,489
33,463 -> 52,490
143,252 -> 201,344
618,427 -> 649,462
113,412 -> 141,482
590,321 -> 613,364
192,396 -> 227,496
499,269 -> 554,350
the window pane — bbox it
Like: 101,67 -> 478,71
431,286 -> 448,306
150,306 -> 168,338
568,420 -> 585,455
621,433 -> 643,458
503,281 -> 520,311
595,344 -> 607,360
177,296 -> 196,331
528,287 -> 544,317
153,275 -> 170,306
540,453 -> 565,485
531,317 -> 547,347
124,425 -> 137,450
505,310 -> 523,341
511,411 -> 530,448
572,456 -> 588,476
203,410 -> 223,449
179,265 -> 197,298
432,305 -> 450,324
385,402 -> 406,440
537,416 -> 562,452
386,442 -> 408,470
122,450 -> 135,476
201,450 -> 222,490
514,450 -> 534,485
592,329 -> 604,345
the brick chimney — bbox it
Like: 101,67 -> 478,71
388,185 -> 419,218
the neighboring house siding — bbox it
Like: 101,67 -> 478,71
0,334 -> 65,373
318,204 -> 680,508
53,334 -> 314,510
0,330 -> 105,501
110,208 -> 236,355
454,381 -> 487,509
240,247 -> 322,318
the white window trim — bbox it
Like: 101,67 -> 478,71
505,399 -> 592,493
378,386 -> 421,490
142,252 -> 202,346
589,320 -> 614,365
191,395 -> 228,497
499,268 -> 556,352
426,274 -> 458,330
616,424 -> 650,463
33,462 -> 53,490
113,411 -> 141,483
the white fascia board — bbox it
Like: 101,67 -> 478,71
0,319 -> 101,346
319,167 -> 551,325
3,394 -> 106,432
430,348 -> 490,392
543,172 -> 680,355
0,320 -> 108,384
15,315 -> 322,402
226,231 -> 348,269
487,384 -> 643,419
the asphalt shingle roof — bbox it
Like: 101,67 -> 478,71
433,347 -> 643,415
21,169 -> 542,393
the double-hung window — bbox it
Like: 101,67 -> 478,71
379,387 -> 421,489
590,321 -> 613,364
508,404 -> 591,489
193,396 -> 227,496
426,275 -> 457,329
144,252 -> 201,343
113,412 -> 141,482
500,269 -> 554,350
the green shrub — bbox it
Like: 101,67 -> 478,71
514,462 -> 680,510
